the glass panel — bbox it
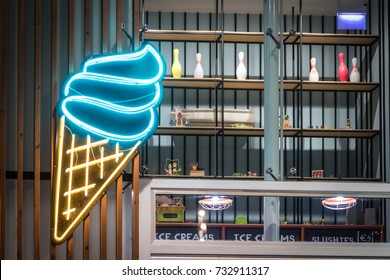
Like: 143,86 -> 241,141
155,194 -> 386,243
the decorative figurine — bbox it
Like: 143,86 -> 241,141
236,51 -> 247,80
346,118 -> 352,129
171,48 -> 182,78
349,57 -> 360,82
175,110 -> 183,126
309,57 -> 319,81
164,158 -> 181,175
283,115 -> 292,128
338,52 -> 348,82
189,161 -> 205,176
311,169 -> 324,178
194,53 -> 204,79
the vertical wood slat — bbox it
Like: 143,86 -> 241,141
100,196 -> 107,259
116,0 -> 122,53
116,176 -> 122,260
100,0 -> 109,260
83,0 -> 91,260
0,0 -> 7,261
115,0 -> 123,260
34,0 -> 41,260
132,154 -> 140,260
50,0 -> 58,260
133,0 -> 140,50
17,0 -> 25,260
84,0 -> 91,57
66,0 -> 75,260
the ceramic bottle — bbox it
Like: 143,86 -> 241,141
349,57 -> 360,82
194,53 -> 204,78
236,51 -> 247,80
338,52 -> 348,82
171,48 -> 182,78
309,57 -> 319,81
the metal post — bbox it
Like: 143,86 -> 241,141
263,0 -> 280,241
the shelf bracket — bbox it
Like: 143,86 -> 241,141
266,167 -> 279,181
283,29 -> 297,43
266,28 -> 280,49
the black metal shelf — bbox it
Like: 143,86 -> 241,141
155,126 -> 379,138
144,29 -> 379,46
163,77 -> 379,92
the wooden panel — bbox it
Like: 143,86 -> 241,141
83,0 -> 91,260
144,29 -> 221,42
84,0 -> 91,57
100,0 -> 109,260
100,196 -> 107,259
83,216 -> 90,259
116,176 -> 123,260
17,0 -> 25,260
0,0 -> 7,261
67,236 -> 73,259
132,154 -> 140,260
300,81 -> 379,92
50,0 -> 58,260
68,0 -> 74,73
162,77 -> 221,89
102,0 -> 108,53
116,0 -> 122,53
34,0 -> 41,260
66,0 -> 75,256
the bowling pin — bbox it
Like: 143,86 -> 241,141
349,57 -> 360,82
309,57 -> 319,81
236,51 -> 247,80
194,53 -> 204,79
338,52 -> 348,82
172,48 -> 182,78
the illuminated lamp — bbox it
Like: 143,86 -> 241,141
336,1 -> 366,30
198,196 -> 233,211
322,197 -> 357,210
337,12 -> 366,30
52,43 -> 166,244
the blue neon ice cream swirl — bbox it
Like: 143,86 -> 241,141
59,43 -> 166,148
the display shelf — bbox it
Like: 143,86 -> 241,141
300,81 -> 379,92
300,128 -> 380,138
144,29 -> 379,46
162,77 -> 221,89
144,29 -> 221,42
290,32 -> 379,46
222,79 -> 299,91
155,126 -> 379,138
162,78 -> 379,92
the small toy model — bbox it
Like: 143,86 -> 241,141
346,118 -> 352,129
164,158 -> 181,175
311,169 -> 324,178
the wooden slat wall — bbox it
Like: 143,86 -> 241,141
0,0 -> 135,260
34,0 -> 41,260
17,0 -> 25,261
83,0 -> 91,260
50,0 -> 58,260
67,0 -> 75,260
0,0 -> 7,261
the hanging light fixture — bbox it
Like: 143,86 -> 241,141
198,196 -> 233,211
322,196 -> 357,210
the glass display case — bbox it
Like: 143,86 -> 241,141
139,177 -> 390,259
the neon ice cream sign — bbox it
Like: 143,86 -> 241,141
52,43 -> 165,244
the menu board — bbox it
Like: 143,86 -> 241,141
156,224 -> 383,243
304,227 -> 381,243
